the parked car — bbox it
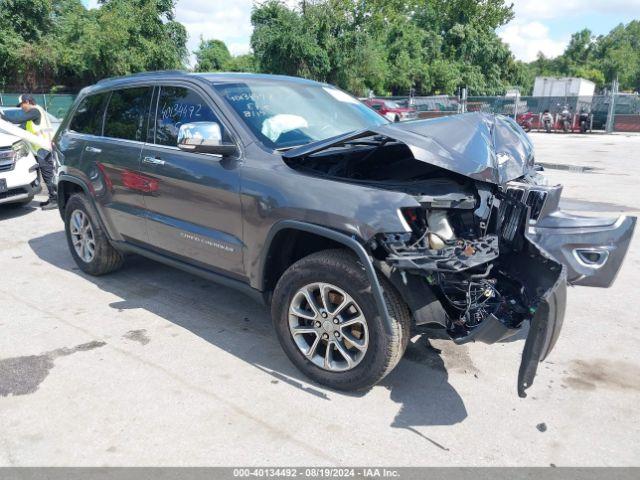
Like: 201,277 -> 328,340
363,98 -> 417,122
54,72 -> 635,396
0,106 -> 62,136
0,130 -> 41,206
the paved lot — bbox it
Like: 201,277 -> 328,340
1,132 -> 639,466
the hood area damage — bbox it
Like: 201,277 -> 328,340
283,112 -> 635,397
284,112 -> 535,186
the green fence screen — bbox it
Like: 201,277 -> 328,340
0,93 -> 77,120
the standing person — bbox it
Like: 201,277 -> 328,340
0,94 -> 57,209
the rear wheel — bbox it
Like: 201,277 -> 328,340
271,249 -> 411,391
64,193 -> 124,275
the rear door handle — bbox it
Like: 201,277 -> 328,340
85,146 -> 102,154
143,156 -> 165,166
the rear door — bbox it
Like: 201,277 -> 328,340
139,84 -> 244,278
83,86 -> 154,243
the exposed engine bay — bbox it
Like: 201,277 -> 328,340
372,184 -> 561,348
282,113 -> 635,396
285,134 -> 562,347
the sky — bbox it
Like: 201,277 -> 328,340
84,1 -> 640,64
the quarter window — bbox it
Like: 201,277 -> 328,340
154,86 -> 228,147
69,93 -> 109,135
103,87 -> 153,142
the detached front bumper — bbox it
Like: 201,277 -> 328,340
528,212 -> 636,287
517,269 -> 567,397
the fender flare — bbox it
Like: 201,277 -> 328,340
261,220 -> 394,335
57,174 -> 117,241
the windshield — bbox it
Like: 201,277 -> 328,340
214,81 -> 387,149
384,100 -> 401,109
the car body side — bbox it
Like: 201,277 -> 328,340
54,74 -> 418,298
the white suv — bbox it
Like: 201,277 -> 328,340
0,132 -> 41,206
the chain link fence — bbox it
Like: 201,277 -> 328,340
374,94 -> 640,133
0,93 -> 77,120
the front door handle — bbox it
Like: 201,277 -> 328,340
85,146 -> 102,154
143,156 -> 165,166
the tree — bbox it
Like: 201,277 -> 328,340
251,1 -> 330,79
0,0 -> 188,91
250,0 -> 521,96
194,39 -> 232,72
227,53 -> 257,72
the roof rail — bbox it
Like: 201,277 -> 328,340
96,70 -> 188,84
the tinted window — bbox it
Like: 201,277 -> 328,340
154,86 -> 227,147
103,87 -> 153,141
69,93 -> 109,135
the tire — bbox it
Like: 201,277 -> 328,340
64,193 -> 124,276
394,115 -> 400,122
271,249 -> 411,391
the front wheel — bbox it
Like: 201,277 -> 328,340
271,249 -> 411,391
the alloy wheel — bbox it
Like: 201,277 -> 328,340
70,209 -> 96,263
288,282 -> 369,372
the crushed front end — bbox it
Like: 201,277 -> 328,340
283,113 -> 635,396
372,176 -> 633,397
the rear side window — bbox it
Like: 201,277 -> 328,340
103,87 -> 153,141
69,93 -> 109,135
154,86 -> 228,147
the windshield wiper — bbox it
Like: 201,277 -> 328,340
275,145 -> 305,152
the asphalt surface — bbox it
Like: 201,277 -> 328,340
1,132 -> 639,466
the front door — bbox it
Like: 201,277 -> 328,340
139,85 -> 244,279
86,86 -> 154,244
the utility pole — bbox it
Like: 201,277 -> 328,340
606,77 -> 619,134
462,87 -> 467,113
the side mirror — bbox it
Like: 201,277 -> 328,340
177,122 -> 237,156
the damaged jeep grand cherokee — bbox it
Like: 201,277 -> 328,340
55,73 -> 635,397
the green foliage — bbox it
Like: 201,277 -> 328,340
0,0 -> 187,91
194,39 -> 232,72
250,0 -> 520,96
2,0 -> 638,97
227,54 -> 257,73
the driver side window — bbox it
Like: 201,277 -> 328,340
154,86 -> 230,147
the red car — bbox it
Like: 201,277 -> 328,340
363,98 -> 417,122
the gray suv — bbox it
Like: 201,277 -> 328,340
54,72 -> 635,396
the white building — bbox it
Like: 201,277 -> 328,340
533,77 -> 596,97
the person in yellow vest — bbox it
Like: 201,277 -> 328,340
0,94 -> 57,209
